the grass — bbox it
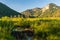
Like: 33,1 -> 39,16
0,17 -> 60,40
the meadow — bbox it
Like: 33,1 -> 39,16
0,17 -> 60,40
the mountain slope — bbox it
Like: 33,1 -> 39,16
21,8 -> 42,18
0,2 -> 23,17
21,3 -> 60,18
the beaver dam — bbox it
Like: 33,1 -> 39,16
11,25 -> 34,40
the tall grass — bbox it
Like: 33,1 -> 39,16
0,17 -> 60,40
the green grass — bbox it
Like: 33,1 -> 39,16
0,17 -> 60,40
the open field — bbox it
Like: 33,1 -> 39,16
0,17 -> 60,40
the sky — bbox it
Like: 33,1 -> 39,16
0,0 -> 60,12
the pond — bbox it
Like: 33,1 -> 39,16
20,37 -> 32,40
11,29 -> 34,40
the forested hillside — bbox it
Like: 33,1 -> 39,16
0,2 -> 23,17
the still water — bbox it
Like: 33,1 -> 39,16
21,37 -> 32,40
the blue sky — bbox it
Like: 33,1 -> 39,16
0,0 -> 60,12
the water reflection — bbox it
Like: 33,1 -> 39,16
22,37 -> 32,40
28,37 -> 32,40
11,25 -> 34,40
11,29 -> 34,40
